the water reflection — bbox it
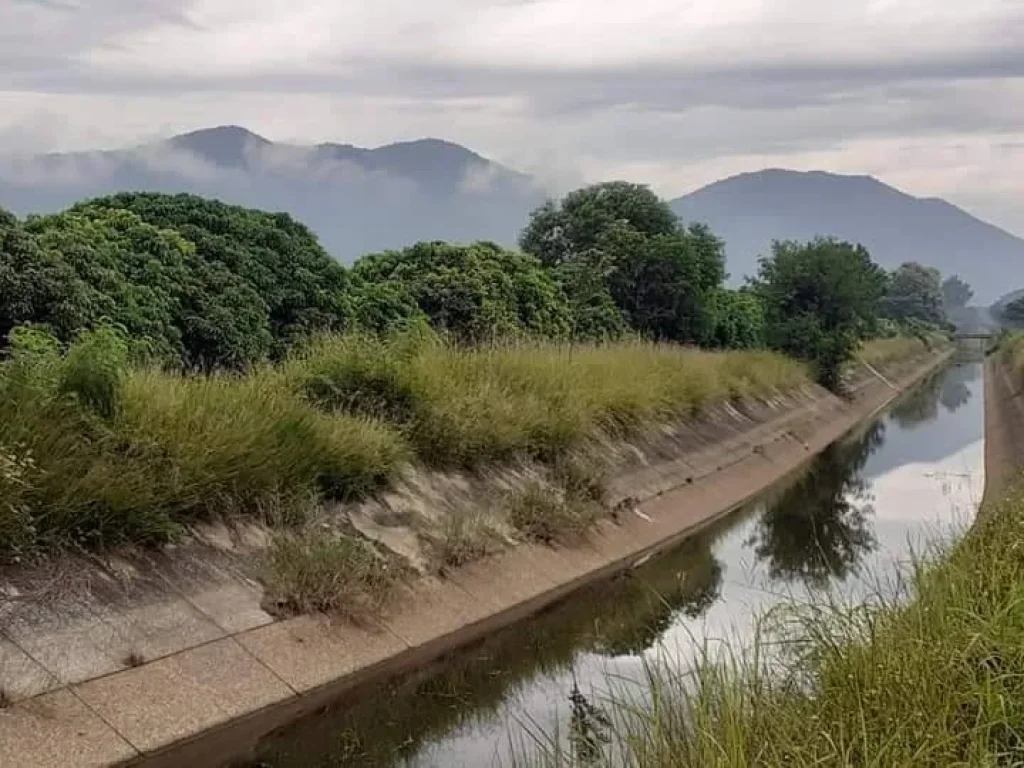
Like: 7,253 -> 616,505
243,517 -> 734,768
746,422 -> 883,587
245,363 -> 985,768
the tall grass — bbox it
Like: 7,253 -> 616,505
0,329 -> 807,560
287,335 -> 808,467
520,481 -> 1024,767
857,336 -> 933,370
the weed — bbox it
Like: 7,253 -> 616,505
264,529 -> 401,621
507,485 -> 601,545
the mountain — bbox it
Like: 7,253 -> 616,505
0,126 -> 541,260
671,169 -> 1024,303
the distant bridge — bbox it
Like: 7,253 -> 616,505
954,331 -> 996,340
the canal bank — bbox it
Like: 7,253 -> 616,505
0,349 -> 951,768
247,358 -> 985,767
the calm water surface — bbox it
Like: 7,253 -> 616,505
246,361 -> 985,768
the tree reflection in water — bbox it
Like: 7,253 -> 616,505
747,421 -> 884,588
939,364 -> 977,414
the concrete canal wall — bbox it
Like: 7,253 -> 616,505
0,349 -> 952,768
983,351 -> 1024,508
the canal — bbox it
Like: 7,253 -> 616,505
243,360 -> 985,767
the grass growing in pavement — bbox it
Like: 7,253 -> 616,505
264,527 -> 402,620
519,479 -> 1024,768
857,335 -> 937,370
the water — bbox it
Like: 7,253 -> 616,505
245,361 -> 985,768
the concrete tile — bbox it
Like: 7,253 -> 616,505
236,614 -> 407,693
91,596 -> 226,665
380,577 -> 492,648
183,581 -> 273,634
0,688 -> 137,768
2,603 -> 126,685
0,636 -> 59,700
75,637 -> 293,754
447,545 -> 562,613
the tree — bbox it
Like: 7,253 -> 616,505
702,288 -> 766,349
352,241 -> 572,342
24,206 -> 273,369
880,261 -> 946,326
942,275 -> 973,310
751,238 -> 887,390
520,183 -> 726,344
550,249 -> 628,341
519,181 -> 678,268
1001,295 -> 1024,326
0,208 -> 93,345
76,193 -> 354,355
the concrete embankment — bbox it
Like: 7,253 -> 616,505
983,351 -> 1024,507
0,350 -> 951,768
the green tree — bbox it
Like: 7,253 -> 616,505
519,181 -> 678,268
0,208 -> 92,344
76,193 -> 353,355
1001,295 -> 1024,326
551,249 -> 628,341
752,238 -> 887,390
520,183 -> 725,344
702,288 -> 766,349
880,261 -> 946,326
942,274 -> 973,310
352,241 -> 571,342
25,206 -> 273,369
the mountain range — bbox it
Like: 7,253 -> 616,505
2,125 -> 1023,303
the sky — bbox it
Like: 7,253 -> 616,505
3,0 -> 1024,234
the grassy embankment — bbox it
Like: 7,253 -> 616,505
521,339 -> 1012,768
0,328 -> 812,611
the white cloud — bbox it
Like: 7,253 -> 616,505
3,0 -> 1024,233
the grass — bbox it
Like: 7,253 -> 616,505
0,327 -> 808,564
857,336 -> 935,370
287,334 -> 809,468
519,479 -> 1024,768
264,528 -> 401,621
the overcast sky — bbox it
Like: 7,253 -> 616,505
3,0 -> 1024,233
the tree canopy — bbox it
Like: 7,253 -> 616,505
76,193 -> 354,355
520,182 -> 726,344
880,261 -> 946,327
352,241 -> 572,342
751,238 -> 887,389
942,275 -> 974,310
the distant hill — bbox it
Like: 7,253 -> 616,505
0,126 -> 542,261
5,133 -> 1023,302
671,169 -> 1024,303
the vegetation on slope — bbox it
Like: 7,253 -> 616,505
0,325 -> 808,562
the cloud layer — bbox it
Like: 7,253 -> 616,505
3,0 -> 1024,232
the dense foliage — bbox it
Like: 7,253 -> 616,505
2,184 -> 951,392
351,241 -> 572,342
519,182 -> 729,344
880,261 -> 947,327
751,238 -> 888,388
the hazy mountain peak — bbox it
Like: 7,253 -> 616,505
166,125 -> 271,168
672,168 -> 1024,302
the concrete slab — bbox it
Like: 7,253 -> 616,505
0,636 -> 59,700
236,614 -> 408,693
381,577 -> 493,648
182,580 -> 273,635
2,603 -> 127,685
90,596 -> 226,665
447,545 -> 562,613
74,637 -> 292,754
0,689 -> 137,768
